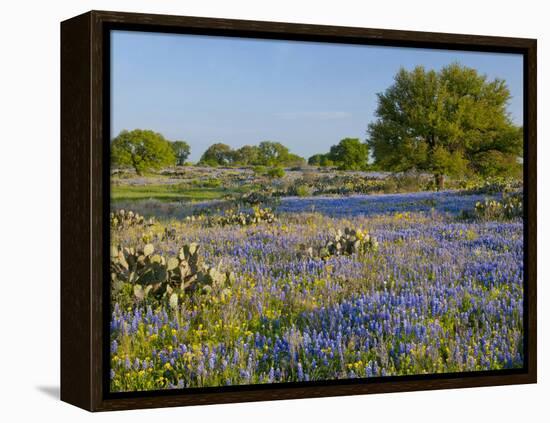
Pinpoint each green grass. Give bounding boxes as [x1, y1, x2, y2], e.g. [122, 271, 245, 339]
[111, 184, 243, 202]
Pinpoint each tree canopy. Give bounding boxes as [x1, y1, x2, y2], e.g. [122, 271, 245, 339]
[199, 143, 234, 166]
[233, 145, 261, 165]
[257, 141, 290, 166]
[328, 138, 369, 170]
[171, 141, 191, 166]
[308, 154, 325, 166]
[283, 153, 306, 168]
[198, 141, 304, 167]
[111, 129, 176, 175]
[367, 63, 522, 187]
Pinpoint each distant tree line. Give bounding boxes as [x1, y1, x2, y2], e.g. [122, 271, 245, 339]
[111, 63, 522, 187]
[199, 141, 305, 167]
[111, 132, 306, 173]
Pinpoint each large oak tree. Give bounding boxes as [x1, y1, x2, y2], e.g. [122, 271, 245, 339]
[367, 64, 522, 188]
[111, 129, 176, 175]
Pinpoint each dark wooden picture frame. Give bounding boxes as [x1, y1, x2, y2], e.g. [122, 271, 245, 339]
[61, 10, 536, 411]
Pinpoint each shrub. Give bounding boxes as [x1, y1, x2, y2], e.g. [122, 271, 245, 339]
[267, 167, 285, 179]
[294, 185, 312, 197]
[253, 165, 267, 176]
[381, 178, 398, 194]
[382, 173, 428, 194]
[197, 177, 222, 188]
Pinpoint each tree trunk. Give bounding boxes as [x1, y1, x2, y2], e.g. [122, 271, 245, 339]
[435, 174, 445, 190]
[131, 154, 141, 176]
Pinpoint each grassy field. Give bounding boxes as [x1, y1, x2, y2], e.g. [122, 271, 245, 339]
[111, 184, 248, 202]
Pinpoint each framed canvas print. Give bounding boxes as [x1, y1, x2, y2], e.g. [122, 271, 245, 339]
[60, 10, 536, 411]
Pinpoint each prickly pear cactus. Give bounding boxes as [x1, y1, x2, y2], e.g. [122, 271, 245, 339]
[299, 227, 379, 260]
[209, 206, 276, 227]
[110, 209, 155, 230]
[474, 192, 522, 220]
[237, 190, 279, 207]
[110, 241, 235, 307]
[162, 226, 177, 241]
[325, 227, 379, 257]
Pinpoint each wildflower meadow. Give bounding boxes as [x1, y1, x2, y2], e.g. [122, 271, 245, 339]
[109, 183, 523, 392]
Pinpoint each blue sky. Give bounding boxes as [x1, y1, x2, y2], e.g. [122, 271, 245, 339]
[111, 31, 523, 162]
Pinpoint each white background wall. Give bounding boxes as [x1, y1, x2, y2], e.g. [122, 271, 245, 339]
[0, 0, 546, 420]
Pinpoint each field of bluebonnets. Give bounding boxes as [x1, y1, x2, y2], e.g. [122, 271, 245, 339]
[109, 169, 524, 392]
